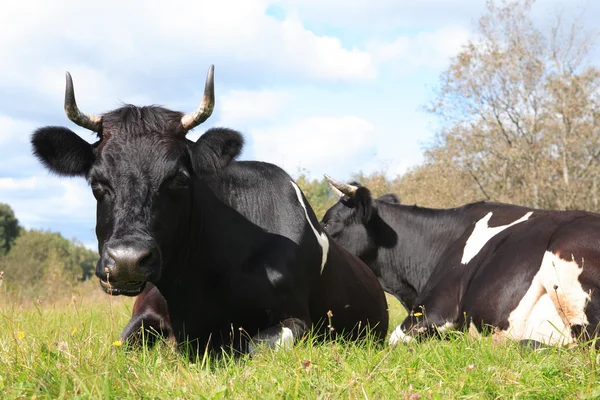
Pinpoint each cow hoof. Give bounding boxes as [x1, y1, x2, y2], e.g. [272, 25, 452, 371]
[389, 325, 414, 346]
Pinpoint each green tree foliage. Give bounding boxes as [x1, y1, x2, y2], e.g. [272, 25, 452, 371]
[0, 203, 21, 256]
[295, 174, 341, 220]
[0, 229, 98, 299]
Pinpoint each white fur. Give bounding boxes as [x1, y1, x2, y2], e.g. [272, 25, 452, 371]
[500, 251, 590, 345]
[389, 321, 457, 346]
[275, 327, 294, 351]
[461, 211, 533, 264]
[435, 321, 457, 334]
[291, 181, 329, 274]
[389, 325, 414, 345]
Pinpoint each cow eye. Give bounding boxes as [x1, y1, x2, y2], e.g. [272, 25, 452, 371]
[168, 170, 190, 189]
[91, 182, 110, 201]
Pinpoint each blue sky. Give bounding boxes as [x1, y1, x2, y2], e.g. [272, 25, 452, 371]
[0, 0, 597, 249]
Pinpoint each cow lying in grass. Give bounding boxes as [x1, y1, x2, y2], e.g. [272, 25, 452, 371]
[321, 176, 600, 348]
[30, 67, 389, 356]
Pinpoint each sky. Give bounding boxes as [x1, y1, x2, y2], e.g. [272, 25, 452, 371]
[0, 0, 597, 249]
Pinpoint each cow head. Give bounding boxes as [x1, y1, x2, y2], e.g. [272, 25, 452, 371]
[321, 175, 399, 260]
[31, 66, 243, 296]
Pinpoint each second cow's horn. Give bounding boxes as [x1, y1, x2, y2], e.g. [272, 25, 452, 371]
[324, 174, 358, 197]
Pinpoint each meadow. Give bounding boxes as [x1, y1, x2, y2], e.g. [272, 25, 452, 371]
[1, 282, 598, 399]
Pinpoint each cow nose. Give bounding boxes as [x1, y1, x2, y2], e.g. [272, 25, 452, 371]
[103, 245, 157, 282]
[107, 246, 152, 270]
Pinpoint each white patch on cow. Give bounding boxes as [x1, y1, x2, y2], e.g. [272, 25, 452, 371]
[461, 211, 533, 265]
[389, 325, 414, 345]
[435, 321, 457, 334]
[500, 251, 591, 345]
[265, 266, 284, 286]
[291, 181, 329, 274]
[275, 327, 294, 351]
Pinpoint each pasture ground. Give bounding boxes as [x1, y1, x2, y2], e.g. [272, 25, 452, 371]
[1, 283, 599, 399]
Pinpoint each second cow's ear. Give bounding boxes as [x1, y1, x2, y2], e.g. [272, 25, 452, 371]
[31, 126, 96, 177]
[192, 128, 244, 173]
[353, 187, 374, 224]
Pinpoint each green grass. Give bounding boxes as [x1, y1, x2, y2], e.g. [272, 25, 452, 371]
[1, 291, 599, 399]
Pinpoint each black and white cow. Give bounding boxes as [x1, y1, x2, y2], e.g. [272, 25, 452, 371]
[30, 67, 389, 356]
[321, 176, 600, 347]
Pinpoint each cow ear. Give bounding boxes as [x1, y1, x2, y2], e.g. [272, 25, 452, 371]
[353, 186, 374, 224]
[31, 126, 95, 177]
[192, 128, 244, 172]
[378, 193, 401, 204]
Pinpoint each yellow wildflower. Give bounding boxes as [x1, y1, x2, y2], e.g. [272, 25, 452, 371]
[112, 340, 122, 347]
[413, 312, 423, 317]
[17, 331, 24, 340]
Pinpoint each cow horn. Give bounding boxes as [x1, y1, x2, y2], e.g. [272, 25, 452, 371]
[64, 72, 102, 132]
[324, 174, 358, 197]
[181, 65, 215, 131]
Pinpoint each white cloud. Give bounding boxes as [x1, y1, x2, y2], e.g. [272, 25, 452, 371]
[0, 176, 95, 227]
[273, 14, 375, 81]
[0, 0, 376, 96]
[0, 116, 34, 146]
[0, 177, 39, 190]
[369, 26, 471, 72]
[250, 116, 377, 179]
[219, 89, 293, 126]
[270, 0, 486, 29]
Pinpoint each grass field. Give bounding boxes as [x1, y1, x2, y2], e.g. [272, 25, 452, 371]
[1, 286, 599, 399]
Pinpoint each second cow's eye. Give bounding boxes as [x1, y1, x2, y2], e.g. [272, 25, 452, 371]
[168, 170, 190, 189]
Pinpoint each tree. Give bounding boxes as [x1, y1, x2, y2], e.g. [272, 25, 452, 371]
[295, 174, 339, 220]
[0, 229, 98, 298]
[426, 0, 600, 210]
[0, 203, 21, 256]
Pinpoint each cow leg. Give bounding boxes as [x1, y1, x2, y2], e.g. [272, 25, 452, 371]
[120, 311, 176, 348]
[247, 317, 309, 355]
[573, 289, 600, 348]
[119, 283, 175, 348]
[389, 310, 455, 345]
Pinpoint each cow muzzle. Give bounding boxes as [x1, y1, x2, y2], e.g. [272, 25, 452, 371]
[97, 241, 161, 296]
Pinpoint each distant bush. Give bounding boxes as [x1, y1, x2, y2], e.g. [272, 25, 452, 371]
[0, 203, 21, 256]
[0, 228, 98, 300]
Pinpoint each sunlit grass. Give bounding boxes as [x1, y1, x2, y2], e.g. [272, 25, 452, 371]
[1, 289, 599, 399]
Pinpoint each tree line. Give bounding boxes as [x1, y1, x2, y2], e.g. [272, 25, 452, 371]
[0, 203, 97, 299]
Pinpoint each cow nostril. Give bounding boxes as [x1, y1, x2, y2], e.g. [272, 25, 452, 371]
[138, 251, 154, 268]
[105, 246, 155, 269]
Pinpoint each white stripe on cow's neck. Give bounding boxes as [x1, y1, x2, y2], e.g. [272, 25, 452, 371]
[461, 211, 533, 265]
[290, 181, 329, 274]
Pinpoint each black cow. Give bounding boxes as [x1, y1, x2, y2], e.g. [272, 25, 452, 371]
[30, 67, 388, 356]
[321, 176, 600, 347]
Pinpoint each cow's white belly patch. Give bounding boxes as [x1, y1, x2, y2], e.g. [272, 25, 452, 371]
[500, 251, 590, 345]
[461, 211, 533, 264]
[291, 181, 329, 274]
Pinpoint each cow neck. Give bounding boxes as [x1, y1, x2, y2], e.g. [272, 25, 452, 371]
[373, 202, 474, 311]
[161, 177, 267, 292]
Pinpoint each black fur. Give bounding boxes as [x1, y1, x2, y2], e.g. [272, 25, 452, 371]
[31, 103, 388, 357]
[322, 183, 600, 347]
[193, 128, 244, 172]
[31, 126, 96, 176]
